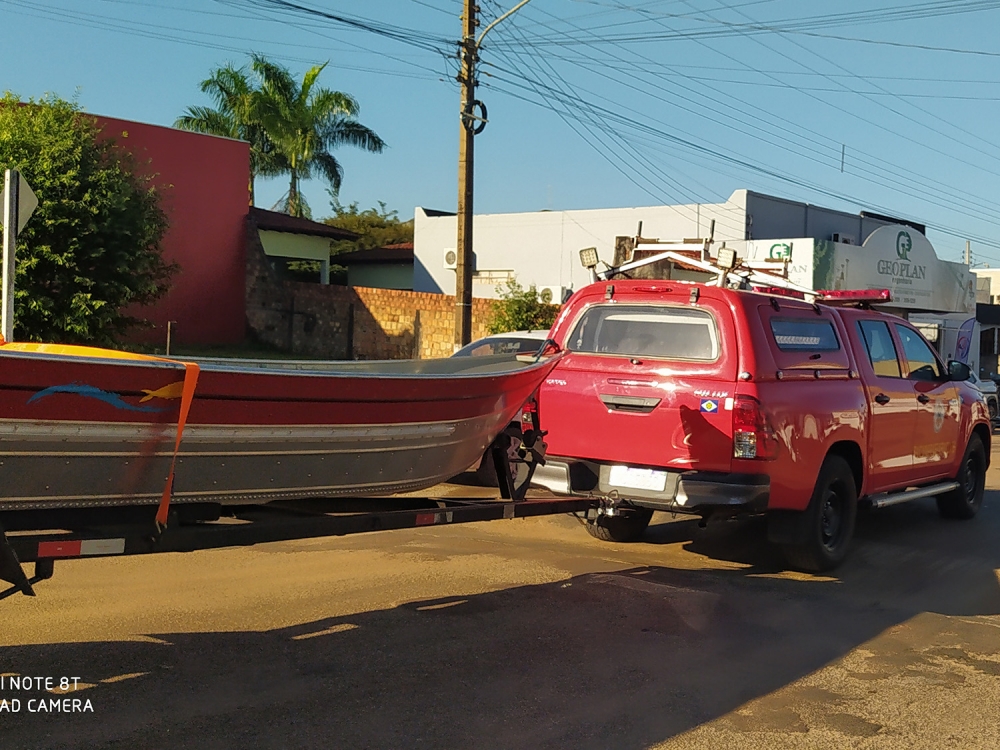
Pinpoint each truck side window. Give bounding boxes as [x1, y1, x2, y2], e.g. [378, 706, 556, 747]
[895, 324, 944, 381]
[857, 320, 901, 378]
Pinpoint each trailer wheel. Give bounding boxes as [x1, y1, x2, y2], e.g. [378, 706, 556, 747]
[781, 455, 857, 573]
[585, 508, 653, 543]
[937, 434, 986, 520]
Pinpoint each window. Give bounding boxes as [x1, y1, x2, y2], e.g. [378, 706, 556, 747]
[566, 304, 719, 361]
[895, 324, 944, 381]
[770, 318, 840, 351]
[858, 320, 901, 378]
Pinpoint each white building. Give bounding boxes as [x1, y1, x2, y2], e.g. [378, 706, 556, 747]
[414, 189, 905, 300]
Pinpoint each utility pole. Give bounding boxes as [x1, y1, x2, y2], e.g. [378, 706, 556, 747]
[454, 0, 478, 350]
[453, 0, 532, 350]
[965, 240, 971, 266]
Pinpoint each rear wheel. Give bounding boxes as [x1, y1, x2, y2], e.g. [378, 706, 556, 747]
[585, 508, 653, 543]
[781, 455, 857, 573]
[937, 435, 986, 520]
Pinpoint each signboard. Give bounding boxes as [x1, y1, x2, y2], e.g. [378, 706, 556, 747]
[821, 225, 975, 313]
[740, 226, 974, 314]
[955, 316, 976, 363]
[0, 173, 38, 233]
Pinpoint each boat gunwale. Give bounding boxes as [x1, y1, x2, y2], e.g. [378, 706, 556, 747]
[0, 348, 559, 380]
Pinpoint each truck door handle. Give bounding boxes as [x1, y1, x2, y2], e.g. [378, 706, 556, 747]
[599, 394, 661, 413]
[874, 393, 890, 405]
[917, 393, 930, 404]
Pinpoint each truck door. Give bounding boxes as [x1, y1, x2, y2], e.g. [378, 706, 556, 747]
[893, 323, 962, 482]
[855, 318, 916, 492]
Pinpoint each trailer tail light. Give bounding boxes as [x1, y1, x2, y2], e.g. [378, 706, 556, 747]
[733, 395, 778, 460]
[521, 398, 539, 432]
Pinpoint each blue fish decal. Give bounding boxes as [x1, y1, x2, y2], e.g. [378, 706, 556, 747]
[28, 382, 167, 413]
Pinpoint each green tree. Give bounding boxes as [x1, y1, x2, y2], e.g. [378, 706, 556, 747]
[0, 93, 174, 344]
[486, 278, 559, 335]
[326, 199, 413, 255]
[174, 63, 278, 205]
[251, 54, 385, 218]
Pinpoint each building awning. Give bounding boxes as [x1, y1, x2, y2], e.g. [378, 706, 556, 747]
[249, 207, 359, 240]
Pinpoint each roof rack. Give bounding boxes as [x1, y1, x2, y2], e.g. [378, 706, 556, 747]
[581, 233, 818, 300]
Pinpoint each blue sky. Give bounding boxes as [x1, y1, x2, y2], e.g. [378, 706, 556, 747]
[4, 1, 1000, 264]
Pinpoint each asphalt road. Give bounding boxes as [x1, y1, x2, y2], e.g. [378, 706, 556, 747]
[2, 454, 1000, 749]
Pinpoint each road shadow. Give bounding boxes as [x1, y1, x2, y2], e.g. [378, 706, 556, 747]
[2, 495, 999, 749]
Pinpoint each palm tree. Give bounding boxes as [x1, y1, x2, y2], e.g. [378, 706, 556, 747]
[174, 63, 278, 205]
[249, 54, 386, 218]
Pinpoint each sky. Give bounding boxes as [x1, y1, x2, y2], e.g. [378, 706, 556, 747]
[4, 1, 1000, 264]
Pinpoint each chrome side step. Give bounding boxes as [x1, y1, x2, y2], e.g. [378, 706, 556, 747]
[868, 481, 959, 510]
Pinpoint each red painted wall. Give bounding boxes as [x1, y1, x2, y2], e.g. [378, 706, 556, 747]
[95, 116, 250, 346]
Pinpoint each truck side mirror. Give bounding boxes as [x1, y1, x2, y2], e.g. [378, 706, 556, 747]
[948, 360, 971, 382]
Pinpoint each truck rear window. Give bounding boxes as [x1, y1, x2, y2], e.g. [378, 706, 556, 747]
[769, 318, 840, 351]
[565, 305, 719, 360]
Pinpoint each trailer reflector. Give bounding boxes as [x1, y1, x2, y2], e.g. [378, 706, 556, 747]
[415, 512, 454, 526]
[80, 539, 126, 556]
[37, 538, 125, 558]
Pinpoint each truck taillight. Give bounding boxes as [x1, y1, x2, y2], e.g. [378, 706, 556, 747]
[733, 395, 777, 460]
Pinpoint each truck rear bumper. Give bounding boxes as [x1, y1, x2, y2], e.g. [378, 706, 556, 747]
[532, 458, 769, 514]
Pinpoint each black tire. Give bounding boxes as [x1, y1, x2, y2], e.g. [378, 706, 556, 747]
[585, 508, 653, 543]
[474, 445, 529, 490]
[937, 434, 986, 520]
[781, 455, 858, 573]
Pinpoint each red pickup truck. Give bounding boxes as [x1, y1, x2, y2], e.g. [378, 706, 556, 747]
[532, 280, 991, 571]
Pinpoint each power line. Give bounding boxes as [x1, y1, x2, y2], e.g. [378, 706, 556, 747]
[495, 1, 1000, 225]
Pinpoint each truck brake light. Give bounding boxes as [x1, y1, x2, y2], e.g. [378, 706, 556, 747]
[733, 395, 778, 460]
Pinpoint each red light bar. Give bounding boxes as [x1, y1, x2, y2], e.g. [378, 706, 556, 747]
[816, 289, 892, 303]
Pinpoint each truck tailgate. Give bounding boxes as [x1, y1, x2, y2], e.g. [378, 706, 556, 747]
[541, 300, 739, 473]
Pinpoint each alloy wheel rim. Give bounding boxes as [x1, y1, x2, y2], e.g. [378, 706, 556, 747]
[821, 487, 842, 548]
[964, 455, 979, 503]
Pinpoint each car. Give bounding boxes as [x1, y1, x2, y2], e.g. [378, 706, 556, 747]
[969, 371, 999, 420]
[452, 330, 552, 484]
[451, 330, 550, 358]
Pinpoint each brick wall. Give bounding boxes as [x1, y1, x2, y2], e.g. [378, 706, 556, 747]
[246, 217, 492, 359]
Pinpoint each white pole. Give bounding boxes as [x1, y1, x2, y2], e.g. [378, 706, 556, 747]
[2, 169, 19, 343]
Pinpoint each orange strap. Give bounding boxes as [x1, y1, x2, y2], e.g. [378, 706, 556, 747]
[0, 341, 201, 529]
[156, 361, 200, 528]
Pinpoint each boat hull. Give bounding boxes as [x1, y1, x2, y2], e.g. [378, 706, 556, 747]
[0, 348, 559, 510]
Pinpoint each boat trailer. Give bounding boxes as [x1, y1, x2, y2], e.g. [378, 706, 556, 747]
[0, 428, 596, 600]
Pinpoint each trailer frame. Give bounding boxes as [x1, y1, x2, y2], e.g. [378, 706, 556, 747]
[0, 423, 597, 600]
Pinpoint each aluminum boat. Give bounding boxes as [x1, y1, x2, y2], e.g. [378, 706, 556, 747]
[0, 343, 560, 512]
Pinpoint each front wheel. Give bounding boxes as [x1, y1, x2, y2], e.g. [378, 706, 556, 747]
[781, 455, 858, 573]
[585, 508, 653, 543]
[937, 434, 986, 520]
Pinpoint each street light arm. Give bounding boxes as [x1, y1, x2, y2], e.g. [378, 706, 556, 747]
[477, 0, 532, 45]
